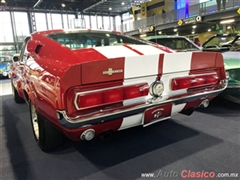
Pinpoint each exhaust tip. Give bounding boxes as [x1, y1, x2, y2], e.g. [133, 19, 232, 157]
[200, 99, 209, 108]
[99, 131, 113, 141]
[80, 129, 95, 141]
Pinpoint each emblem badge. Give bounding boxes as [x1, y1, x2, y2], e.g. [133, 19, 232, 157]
[102, 68, 123, 76]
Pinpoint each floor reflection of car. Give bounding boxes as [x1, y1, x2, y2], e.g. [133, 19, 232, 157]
[202, 33, 240, 103]
[142, 35, 202, 52]
[0, 56, 12, 78]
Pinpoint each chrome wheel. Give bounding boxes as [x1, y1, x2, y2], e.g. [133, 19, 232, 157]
[30, 103, 39, 139]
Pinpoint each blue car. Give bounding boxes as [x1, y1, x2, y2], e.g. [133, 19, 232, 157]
[0, 56, 12, 78]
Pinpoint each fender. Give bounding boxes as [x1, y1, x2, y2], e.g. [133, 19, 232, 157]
[16, 79, 25, 98]
[24, 83, 35, 105]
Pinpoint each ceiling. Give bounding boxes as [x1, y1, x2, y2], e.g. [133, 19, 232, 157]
[1, 0, 150, 16]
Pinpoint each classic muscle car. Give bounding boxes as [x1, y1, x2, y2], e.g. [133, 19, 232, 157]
[202, 33, 240, 103]
[10, 29, 227, 151]
[0, 56, 12, 78]
[142, 35, 201, 52]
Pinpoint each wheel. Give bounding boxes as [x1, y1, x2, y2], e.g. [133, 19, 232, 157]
[12, 82, 25, 103]
[29, 101, 63, 151]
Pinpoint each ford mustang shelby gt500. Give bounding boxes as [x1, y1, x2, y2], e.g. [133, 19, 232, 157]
[10, 29, 227, 151]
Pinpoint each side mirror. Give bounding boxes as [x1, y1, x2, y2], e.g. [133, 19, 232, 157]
[13, 54, 20, 62]
[27, 39, 43, 54]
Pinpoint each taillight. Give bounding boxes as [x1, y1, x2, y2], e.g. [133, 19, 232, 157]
[103, 88, 124, 103]
[171, 73, 219, 91]
[78, 92, 102, 108]
[75, 83, 149, 110]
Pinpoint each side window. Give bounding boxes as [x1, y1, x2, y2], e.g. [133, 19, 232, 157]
[19, 37, 31, 63]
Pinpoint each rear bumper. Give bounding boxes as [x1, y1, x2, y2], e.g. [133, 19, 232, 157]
[57, 83, 227, 129]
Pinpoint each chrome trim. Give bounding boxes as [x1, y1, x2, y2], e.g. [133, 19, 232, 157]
[226, 85, 240, 89]
[58, 81, 227, 129]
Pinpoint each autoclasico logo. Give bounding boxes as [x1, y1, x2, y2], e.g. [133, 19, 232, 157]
[181, 170, 215, 178]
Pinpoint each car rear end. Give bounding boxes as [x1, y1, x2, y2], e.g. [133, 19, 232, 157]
[57, 45, 227, 141]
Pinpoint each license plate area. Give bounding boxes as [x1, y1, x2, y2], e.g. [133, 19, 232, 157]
[143, 104, 172, 127]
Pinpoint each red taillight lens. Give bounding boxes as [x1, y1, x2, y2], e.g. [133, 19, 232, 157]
[172, 77, 192, 90]
[76, 83, 149, 110]
[103, 88, 124, 103]
[77, 92, 102, 108]
[206, 74, 219, 84]
[124, 84, 149, 99]
[171, 73, 219, 91]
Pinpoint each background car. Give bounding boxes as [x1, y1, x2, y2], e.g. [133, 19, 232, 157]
[142, 35, 202, 52]
[202, 33, 240, 103]
[0, 56, 12, 78]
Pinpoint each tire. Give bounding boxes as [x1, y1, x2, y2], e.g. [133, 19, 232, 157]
[29, 101, 63, 151]
[12, 82, 25, 103]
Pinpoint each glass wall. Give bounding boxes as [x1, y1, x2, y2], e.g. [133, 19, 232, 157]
[90, 15, 97, 29]
[14, 12, 30, 42]
[51, 14, 63, 29]
[35, 13, 48, 31]
[0, 12, 13, 42]
[0, 10, 116, 55]
[97, 15, 102, 29]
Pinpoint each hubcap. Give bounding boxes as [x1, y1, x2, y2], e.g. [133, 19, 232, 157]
[31, 103, 39, 139]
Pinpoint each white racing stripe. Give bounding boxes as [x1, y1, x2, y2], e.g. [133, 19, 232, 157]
[118, 103, 186, 130]
[119, 114, 143, 130]
[127, 45, 168, 55]
[94, 46, 193, 130]
[119, 52, 193, 130]
[124, 54, 159, 79]
[93, 46, 140, 58]
[163, 52, 192, 73]
[171, 103, 186, 115]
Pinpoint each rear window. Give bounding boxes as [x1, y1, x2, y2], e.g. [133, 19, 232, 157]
[149, 38, 199, 51]
[48, 32, 148, 50]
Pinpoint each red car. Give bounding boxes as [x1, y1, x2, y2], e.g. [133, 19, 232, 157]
[10, 29, 227, 151]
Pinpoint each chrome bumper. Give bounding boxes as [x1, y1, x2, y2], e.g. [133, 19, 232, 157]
[57, 83, 227, 129]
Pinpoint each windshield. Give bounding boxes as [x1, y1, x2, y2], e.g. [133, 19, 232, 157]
[203, 35, 238, 47]
[48, 32, 148, 50]
[0, 56, 11, 63]
[148, 37, 200, 51]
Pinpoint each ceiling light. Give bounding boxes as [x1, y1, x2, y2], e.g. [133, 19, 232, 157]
[121, 2, 125, 5]
[192, 31, 195, 34]
[158, 31, 162, 34]
[1, 0, 6, 3]
[173, 28, 177, 32]
[109, 7, 112, 10]
[61, 3, 65, 7]
[227, 25, 231, 29]
[192, 25, 196, 29]
[208, 29, 211, 32]
[220, 19, 235, 24]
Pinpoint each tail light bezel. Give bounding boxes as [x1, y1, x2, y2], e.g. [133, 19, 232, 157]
[171, 72, 220, 91]
[74, 83, 149, 110]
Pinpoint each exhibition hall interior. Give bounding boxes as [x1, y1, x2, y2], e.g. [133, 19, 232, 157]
[1, 0, 240, 179]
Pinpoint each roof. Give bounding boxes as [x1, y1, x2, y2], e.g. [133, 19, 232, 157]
[143, 35, 188, 40]
[1, 0, 149, 16]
